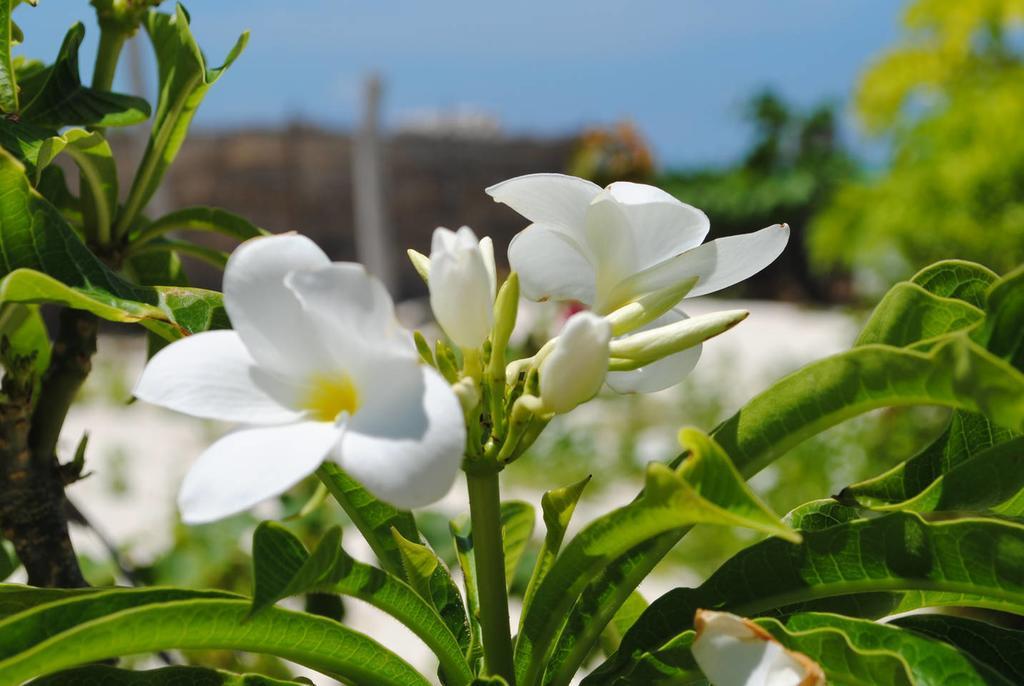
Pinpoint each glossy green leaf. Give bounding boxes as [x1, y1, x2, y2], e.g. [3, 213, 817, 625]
[116, 5, 247, 235]
[519, 475, 590, 627]
[131, 206, 269, 246]
[909, 259, 998, 309]
[448, 515, 481, 658]
[840, 411, 1018, 509]
[36, 129, 117, 243]
[0, 150, 227, 338]
[852, 436, 1024, 514]
[599, 592, 647, 657]
[18, 23, 150, 127]
[855, 282, 984, 348]
[591, 514, 1024, 684]
[515, 436, 799, 686]
[893, 614, 1024, 684]
[537, 430, 798, 686]
[0, 118, 54, 175]
[391, 528, 473, 660]
[29, 665, 309, 685]
[250, 523, 473, 686]
[711, 335, 1024, 481]
[0, 593, 429, 686]
[0, 0, 17, 113]
[315, 462, 419, 580]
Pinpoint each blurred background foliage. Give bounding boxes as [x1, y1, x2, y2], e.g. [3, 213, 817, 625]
[570, 0, 1024, 302]
[811, 0, 1024, 293]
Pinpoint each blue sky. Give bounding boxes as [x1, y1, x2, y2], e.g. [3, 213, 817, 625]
[16, 1, 902, 167]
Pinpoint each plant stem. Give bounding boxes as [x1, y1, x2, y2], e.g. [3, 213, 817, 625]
[466, 468, 515, 683]
[92, 25, 126, 92]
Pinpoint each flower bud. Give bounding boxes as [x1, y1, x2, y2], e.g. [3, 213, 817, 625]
[428, 227, 497, 349]
[691, 610, 824, 686]
[604, 276, 698, 336]
[609, 309, 748, 365]
[539, 312, 611, 414]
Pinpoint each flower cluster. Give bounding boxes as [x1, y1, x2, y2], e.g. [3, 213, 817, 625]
[136, 173, 787, 521]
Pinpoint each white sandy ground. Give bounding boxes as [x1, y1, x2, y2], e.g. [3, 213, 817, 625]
[15, 298, 858, 684]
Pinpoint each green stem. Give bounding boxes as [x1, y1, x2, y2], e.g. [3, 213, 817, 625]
[466, 469, 515, 683]
[91, 26, 126, 92]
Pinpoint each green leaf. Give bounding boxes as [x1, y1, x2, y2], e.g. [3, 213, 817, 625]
[449, 515, 481, 662]
[131, 206, 269, 246]
[619, 611, 1007, 686]
[979, 264, 1024, 370]
[0, 585, 102, 621]
[18, 23, 150, 127]
[855, 281, 984, 348]
[29, 665, 310, 685]
[853, 436, 1024, 514]
[0, 591, 430, 686]
[116, 5, 247, 235]
[534, 432, 798, 686]
[250, 523, 473, 686]
[910, 259, 998, 309]
[134, 237, 230, 270]
[591, 514, 1024, 684]
[391, 528, 473, 660]
[36, 128, 118, 243]
[710, 335, 1024, 481]
[0, 0, 17, 113]
[840, 410, 1018, 509]
[315, 463, 420, 580]
[599, 592, 647, 657]
[0, 150, 227, 338]
[0, 302, 49, 381]
[514, 443, 799, 686]
[499, 501, 535, 586]
[893, 614, 1024, 684]
[0, 118, 55, 175]
[519, 475, 590, 626]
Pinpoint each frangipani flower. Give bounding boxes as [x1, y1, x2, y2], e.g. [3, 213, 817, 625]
[487, 173, 789, 392]
[135, 234, 465, 523]
[428, 226, 497, 349]
[691, 610, 824, 686]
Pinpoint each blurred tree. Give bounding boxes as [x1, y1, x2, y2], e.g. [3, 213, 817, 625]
[810, 0, 1024, 292]
[658, 90, 855, 301]
[568, 120, 656, 187]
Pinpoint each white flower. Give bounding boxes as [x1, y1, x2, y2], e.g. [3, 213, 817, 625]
[428, 226, 497, 349]
[691, 610, 824, 686]
[539, 311, 611, 414]
[134, 234, 465, 523]
[487, 173, 788, 392]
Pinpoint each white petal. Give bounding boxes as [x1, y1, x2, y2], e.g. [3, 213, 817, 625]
[134, 330, 303, 423]
[284, 262, 417, 371]
[508, 224, 596, 305]
[178, 421, 342, 524]
[479, 235, 497, 303]
[336, 367, 464, 509]
[223, 234, 332, 377]
[606, 181, 710, 271]
[616, 224, 790, 302]
[606, 309, 701, 393]
[486, 173, 601, 241]
[691, 610, 824, 686]
[429, 226, 495, 348]
[584, 193, 639, 312]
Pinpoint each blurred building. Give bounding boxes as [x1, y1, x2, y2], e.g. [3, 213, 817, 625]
[114, 125, 576, 298]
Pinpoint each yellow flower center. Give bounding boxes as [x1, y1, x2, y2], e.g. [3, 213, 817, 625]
[303, 373, 360, 422]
